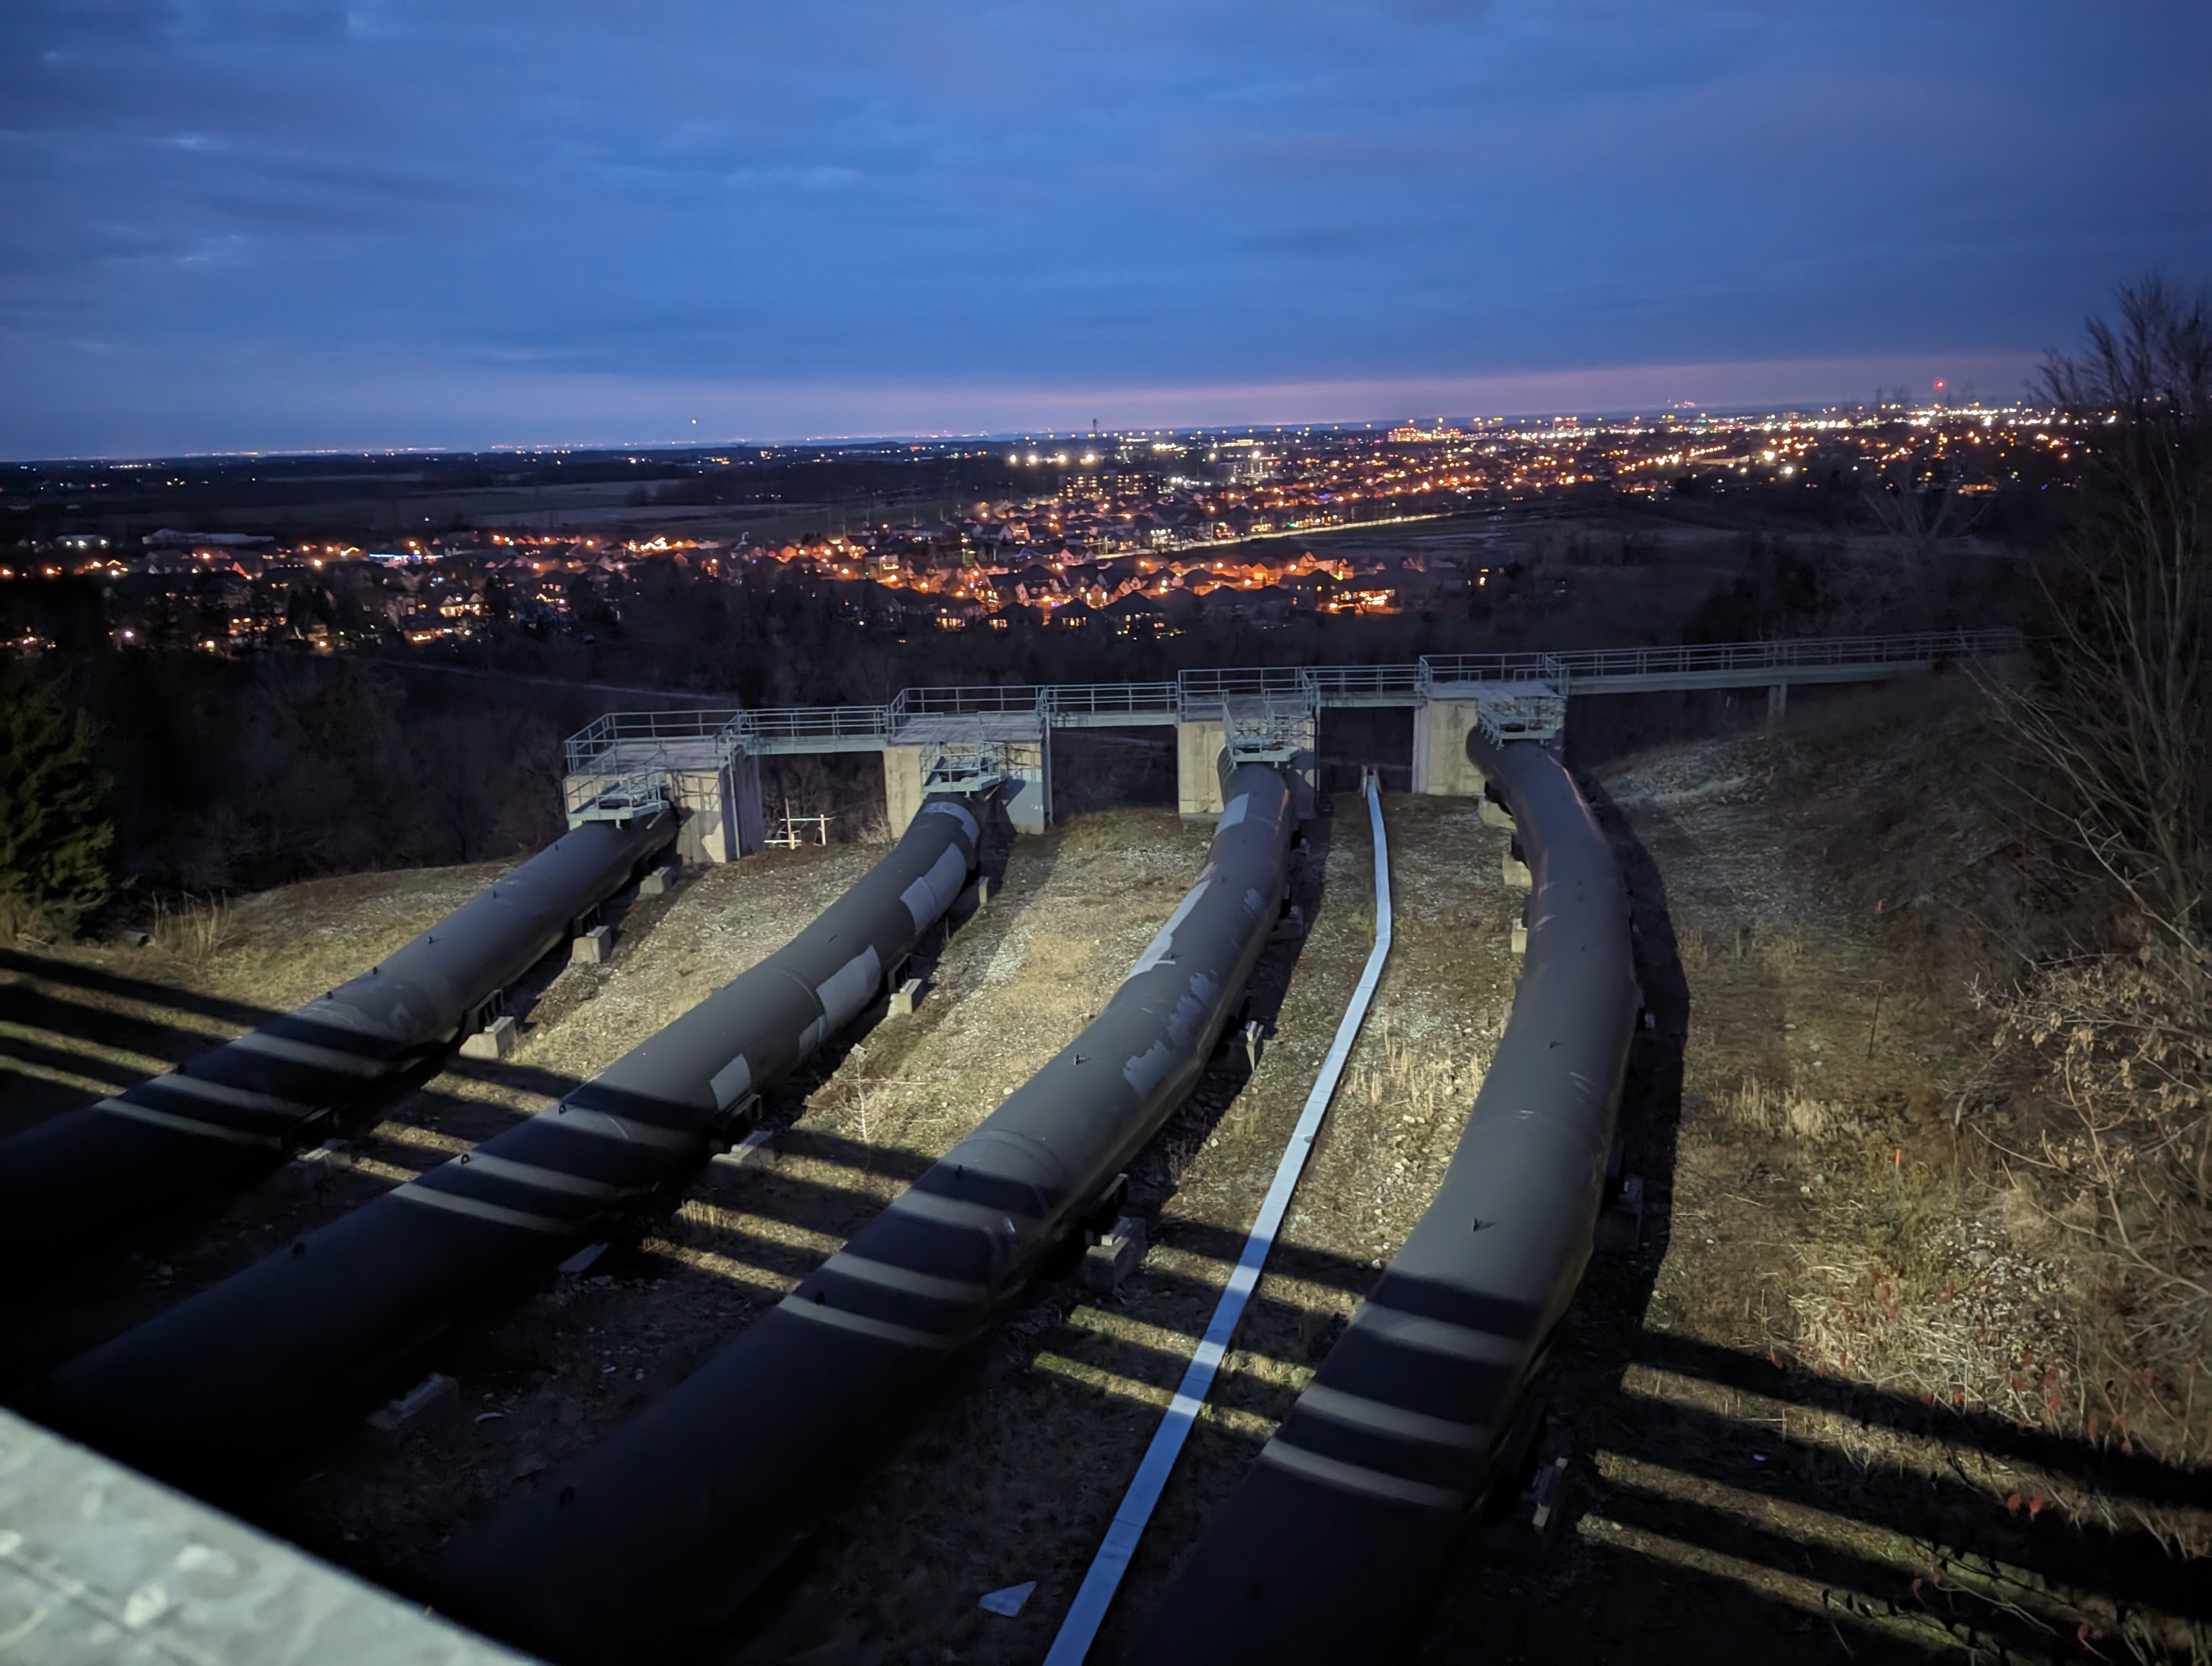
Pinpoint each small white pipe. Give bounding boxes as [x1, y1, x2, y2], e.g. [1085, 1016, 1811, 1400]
[1042, 771, 1394, 1665]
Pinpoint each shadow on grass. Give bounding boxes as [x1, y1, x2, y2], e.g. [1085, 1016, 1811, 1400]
[1404, 778, 2210, 1664]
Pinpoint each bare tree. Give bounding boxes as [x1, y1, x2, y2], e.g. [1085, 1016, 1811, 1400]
[1995, 276, 2211, 959]
[1979, 278, 2212, 1464]
[1861, 457, 1986, 625]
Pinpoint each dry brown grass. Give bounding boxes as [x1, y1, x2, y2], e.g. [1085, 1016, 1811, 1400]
[149, 893, 236, 970]
[1603, 688, 2210, 1660]
[1975, 945, 2212, 1470]
[697, 793, 1520, 1663]
[1346, 1017, 1462, 1120]
[1718, 1073, 1862, 1144]
[1679, 920, 1810, 978]
[1788, 1202, 2076, 1432]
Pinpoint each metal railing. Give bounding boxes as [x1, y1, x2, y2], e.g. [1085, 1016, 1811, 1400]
[764, 813, 833, 849]
[564, 709, 742, 773]
[1221, 695, 1315, 761]
[1045, 682, 1180, 722]
[1474, 688, 1567, 746]
[1179, 666, 1309, 700]
[920, 740, 1011, 795]
[1549, 628, 2019, 685]
[564, 768, 674, 824]
[1419, 652, 1562, 689]
[561, 629, 2024, 771]
[1178, 666, 1313, 723]
[735, 704, 892, 746]
[1306, 663, 1424, 704]
[888, 684, 1047, 723]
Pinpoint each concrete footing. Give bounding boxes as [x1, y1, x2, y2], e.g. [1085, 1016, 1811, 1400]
[1081, 1215, 1149, 1293]
[459, 1015, 517, 1060]
[368, 1372, 458, 1433]
[1596, 1175, 1645, 1253]
[710, 1127, 776, 1172]
[571, 925, 615, 964]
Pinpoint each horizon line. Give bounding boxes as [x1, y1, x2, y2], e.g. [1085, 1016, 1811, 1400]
[4, 349, 2043, 464]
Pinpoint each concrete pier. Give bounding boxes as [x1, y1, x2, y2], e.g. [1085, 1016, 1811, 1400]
[885, 714, 1051, 837]
[563, 636, 2020, 848]
[1175, 717, 1228, 819]
[563, 723, 762, 865]
[1410, 690, 1489, 797]
[728, 751, 766, 856]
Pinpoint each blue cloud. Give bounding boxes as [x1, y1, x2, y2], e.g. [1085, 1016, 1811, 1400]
[2, 0, 2208, 452]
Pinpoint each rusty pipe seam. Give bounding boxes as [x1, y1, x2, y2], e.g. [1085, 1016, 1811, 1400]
[0, 811, 678, 1249]
[29, 797, 983, 1490]
[423, 761, 1299, 1666]
[1121, 735, 1639, 1666]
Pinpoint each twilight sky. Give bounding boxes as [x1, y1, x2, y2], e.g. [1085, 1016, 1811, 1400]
[4, 2, 2208, 457]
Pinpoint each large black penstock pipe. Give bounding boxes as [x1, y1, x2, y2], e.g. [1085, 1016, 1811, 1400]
[29, 796, 983, 1489]
[426, 761, 1297, 1665]
[1121, 733, 1638, 1665]
[0, 812, 676, 1250]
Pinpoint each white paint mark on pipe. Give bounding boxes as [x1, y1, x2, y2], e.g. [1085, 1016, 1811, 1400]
[920, 799, 980, 843]
[902, 844, 971, 932]
[815, 947, 884, 1034]
[709, 1054, 753, 1112]
[1126, 879, 1211, 979]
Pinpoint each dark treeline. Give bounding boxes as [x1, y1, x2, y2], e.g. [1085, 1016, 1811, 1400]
[29, 651, 575, 901]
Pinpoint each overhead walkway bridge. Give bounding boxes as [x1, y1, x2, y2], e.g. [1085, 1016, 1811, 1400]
[562, 628, 2018, 858]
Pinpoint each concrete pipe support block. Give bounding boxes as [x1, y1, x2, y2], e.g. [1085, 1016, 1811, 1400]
[459, 1014, 518, 1061]
[571, 925, 615, 964]
[1081, 1216, 1149, 1295]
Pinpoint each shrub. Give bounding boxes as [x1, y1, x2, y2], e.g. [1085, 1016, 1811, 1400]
[0, 657, 114, 931]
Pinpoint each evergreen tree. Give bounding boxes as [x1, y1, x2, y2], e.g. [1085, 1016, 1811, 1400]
[0, 658, 115, 922]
